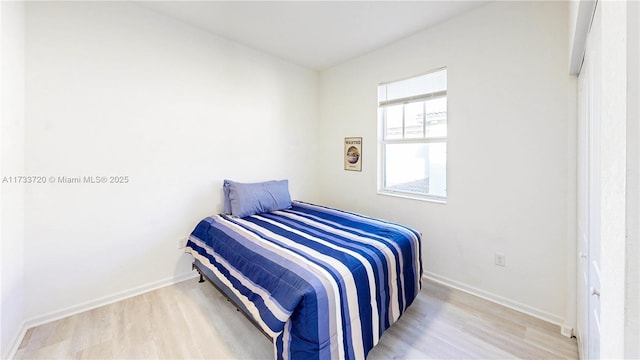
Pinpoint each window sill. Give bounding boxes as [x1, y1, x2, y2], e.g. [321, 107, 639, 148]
[377, 190, 447, 205]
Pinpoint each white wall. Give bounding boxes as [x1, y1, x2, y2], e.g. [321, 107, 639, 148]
[625, 1, 639, 356]
[319, 1, 573, 327]
[598, 1, 629, 357]
[624, 1, 640, 359]
[623, 0, 640, 357]
[23, 1, 318, 322]
[0, 0, 26, 357]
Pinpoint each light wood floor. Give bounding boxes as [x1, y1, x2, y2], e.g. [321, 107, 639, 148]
[15, 278, 578, 359]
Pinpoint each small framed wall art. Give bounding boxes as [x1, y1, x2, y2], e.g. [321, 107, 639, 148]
[344, 137, 362, 171]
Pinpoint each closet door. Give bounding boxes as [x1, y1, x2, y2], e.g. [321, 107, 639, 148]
[576, 50, 590, 359]
[577, 3, 602, 359]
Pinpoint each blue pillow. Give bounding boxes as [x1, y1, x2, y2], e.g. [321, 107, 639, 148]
[227, 180, 292, 218]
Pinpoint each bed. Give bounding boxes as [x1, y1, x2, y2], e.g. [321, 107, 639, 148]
[185, 181, 422, 360]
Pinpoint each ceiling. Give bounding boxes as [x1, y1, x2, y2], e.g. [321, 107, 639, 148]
[138, 1, 487, 71]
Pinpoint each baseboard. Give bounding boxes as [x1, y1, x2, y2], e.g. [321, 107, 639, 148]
[423, 272, 573, 337]
[4, 271, 198, 359]
[2, 323, 28, 360]
[561, 324, 574, 338]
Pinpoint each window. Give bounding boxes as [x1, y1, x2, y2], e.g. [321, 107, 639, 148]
[378, 68, 447, 201]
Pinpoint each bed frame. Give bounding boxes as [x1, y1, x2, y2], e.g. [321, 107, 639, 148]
[192, 261, 273, 341]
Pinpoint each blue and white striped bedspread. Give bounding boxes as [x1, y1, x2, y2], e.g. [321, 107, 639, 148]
[185, 201, 422, 360]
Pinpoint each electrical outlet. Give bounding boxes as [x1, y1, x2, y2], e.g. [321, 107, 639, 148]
[177, 237, 187, 249]
[495, 253, 506, 267]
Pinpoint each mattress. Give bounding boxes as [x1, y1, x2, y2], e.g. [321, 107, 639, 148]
[185, 201, 422, 360]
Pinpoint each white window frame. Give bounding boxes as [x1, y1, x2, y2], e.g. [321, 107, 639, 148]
[377, 68, 448, 204]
